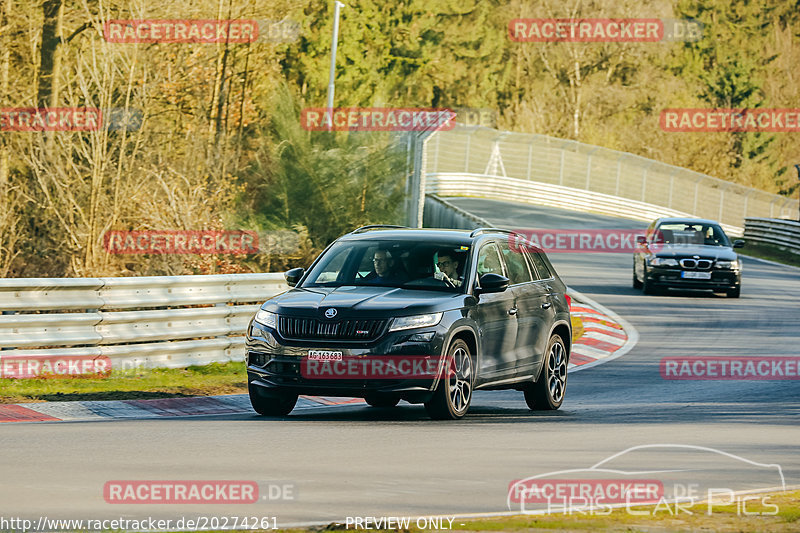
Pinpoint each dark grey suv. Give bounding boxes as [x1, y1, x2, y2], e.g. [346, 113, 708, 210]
[246, 226, 572, 419]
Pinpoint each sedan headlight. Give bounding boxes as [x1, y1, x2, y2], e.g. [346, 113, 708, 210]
[389, 312, 443, 332]
[648, 257, 679, 267]
[715, 259, 740, 269]
[254, 309, 277, 329]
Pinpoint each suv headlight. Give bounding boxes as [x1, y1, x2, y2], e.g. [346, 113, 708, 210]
[715, 259, 740, 269]
[389, 312, 443, 332]
[254, 309, 277, 329]
[649, 257, 678, 267]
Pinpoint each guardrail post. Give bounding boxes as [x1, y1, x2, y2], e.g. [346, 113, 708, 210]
[743, 190, 752, 224]
[719, 183, 729, 224]
[1, 310, 14, 350]
[526, 139, 534, 180]
[585, 147, 599, 191]
[641, 161, 654, 202]
[693, 176, 704, 216]
[464, 130, 472, 173]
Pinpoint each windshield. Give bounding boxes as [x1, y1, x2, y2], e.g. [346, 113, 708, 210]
[652, 223, 731, 247]
[302, 239, 472, 292]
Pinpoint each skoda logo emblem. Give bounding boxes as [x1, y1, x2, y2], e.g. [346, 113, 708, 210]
[324, 308, 337, 319]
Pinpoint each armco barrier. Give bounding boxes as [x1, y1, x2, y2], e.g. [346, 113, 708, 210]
[0, 274, 287, 370]
[423, 195, 491, 230]
[418, 125, 798, 233]
[425, 173, 744, 237]
[744, 218, 800, 254]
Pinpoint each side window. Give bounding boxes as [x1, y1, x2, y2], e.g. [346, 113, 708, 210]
[498, 239, 533, 285]
[477, 243, 504, 279]
[526, 251, 553, 281]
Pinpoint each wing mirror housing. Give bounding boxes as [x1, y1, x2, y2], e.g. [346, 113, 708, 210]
[475, 273, 509, 295]
[732, 239, 745, 248]
[285, 267, 305, 287]
[636, 235, 647, 245]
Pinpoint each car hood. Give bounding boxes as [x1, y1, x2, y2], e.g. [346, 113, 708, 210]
[652, 244, 737, 260]
[263, 286, 465, 318]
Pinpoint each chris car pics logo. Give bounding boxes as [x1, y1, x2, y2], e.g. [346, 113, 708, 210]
[508, 444, 784, 516]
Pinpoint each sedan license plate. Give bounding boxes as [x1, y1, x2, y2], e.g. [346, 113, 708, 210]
[681, 271, 711, 280]
[307, 350, 343, 361]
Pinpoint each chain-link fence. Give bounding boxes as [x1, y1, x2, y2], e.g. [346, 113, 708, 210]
[423, 125, 798, 230]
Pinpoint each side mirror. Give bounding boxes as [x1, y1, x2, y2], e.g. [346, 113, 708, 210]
[475, 273, 509, 295]
[732, 239, 745, 248]
[285, 267, 305, 287]
[636, 235, 647, 245]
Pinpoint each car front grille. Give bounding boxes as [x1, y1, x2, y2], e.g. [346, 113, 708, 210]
[278, 316, 388, 341]
[679, 258, 712, 270]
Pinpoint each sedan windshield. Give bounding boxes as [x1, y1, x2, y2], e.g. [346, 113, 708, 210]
[652, 223, 731, 247]
[302, 240, 472, 292]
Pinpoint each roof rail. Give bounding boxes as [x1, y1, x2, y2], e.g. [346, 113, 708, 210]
[350, 224, 408, 234]
[469, 227, 517, 238]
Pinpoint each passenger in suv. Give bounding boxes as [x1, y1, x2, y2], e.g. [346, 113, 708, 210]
[246, 226, 572, 420]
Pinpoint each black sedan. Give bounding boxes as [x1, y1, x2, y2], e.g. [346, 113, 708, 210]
[246, 226, 572, 419]
[633, 217, 744, 297]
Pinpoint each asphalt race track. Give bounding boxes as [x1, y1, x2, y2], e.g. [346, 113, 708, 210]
[1, 198, 798, 526]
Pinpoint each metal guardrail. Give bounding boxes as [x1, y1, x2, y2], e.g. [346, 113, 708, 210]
[423, 195, 491, 230]
[426, 173, 744, 237]
[744, 218, 800, 255]
[0, 274, 287, 369]
[422, 125, 798, 231]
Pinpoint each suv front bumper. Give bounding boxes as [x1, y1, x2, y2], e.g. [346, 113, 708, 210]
[245, 320, 450, 401]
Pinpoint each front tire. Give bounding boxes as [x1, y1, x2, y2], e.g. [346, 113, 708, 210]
[425, 339, 474, 420]
[525, 335, 568, 411]
[727, 286, 741, 298]
[642, 269, 659, 295]
[632, 268, 642, 289]
[248, 383, 297, 416]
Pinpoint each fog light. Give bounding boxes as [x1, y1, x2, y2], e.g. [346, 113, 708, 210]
[408, 332, 435, 342]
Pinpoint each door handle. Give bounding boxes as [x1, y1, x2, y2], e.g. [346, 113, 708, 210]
[541, 302, 552, 309]
[508, 307, 518, 315]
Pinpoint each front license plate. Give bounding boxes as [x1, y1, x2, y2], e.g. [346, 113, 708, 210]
[681, 271, 711, 279]
[307, 350, 343, 361]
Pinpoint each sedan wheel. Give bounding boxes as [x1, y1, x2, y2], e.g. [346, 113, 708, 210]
[632, 264, 642, 289]
[525, 335, 568, 411]
[425, 339, 473, 420]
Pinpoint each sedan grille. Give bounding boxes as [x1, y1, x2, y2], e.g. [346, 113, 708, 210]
[278, 316, 387, 341]
[679, 258, 712, 270]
